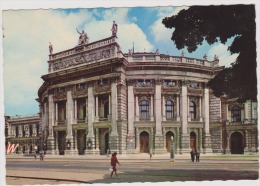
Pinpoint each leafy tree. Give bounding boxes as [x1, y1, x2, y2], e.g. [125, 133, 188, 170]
[162, 5, 256, 102]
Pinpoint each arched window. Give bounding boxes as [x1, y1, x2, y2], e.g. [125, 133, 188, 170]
[190, 101, 196, 119]
[166, 100, 174, 119]
[231, 106, 241, 122]
[140, 100, 149, 119]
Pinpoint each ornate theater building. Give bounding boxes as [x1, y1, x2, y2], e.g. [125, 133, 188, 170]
[30, 24, 257, 155]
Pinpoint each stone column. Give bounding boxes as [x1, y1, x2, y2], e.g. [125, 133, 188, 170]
[95, 96, 99, 122]
[176, 95, 180, 121]
[95, 128, 99, 150]
[7, 125, 11, 138]
[55, 103, 58, 125]
[203, 87, 212, 153]
[244, 130, 249, 153]
[55, 131, 59, 154]
[180, 82, 190, 153]
[18, 125, 23, 137]
[176, 127, 180, 154]
[65, 88, 76, 155]
[47, 94, 55, 154]
[187, 96, 191, 121]
[154, 79, 166, 154]
[162, 95, 166, 121]
[150, 95, 154, 121]
[199, 128, 203, 152]
[135, 95, 139, 121]
[108, 94, 111, 121]
[86, 83, 96, 154]
[110, 80, 119, 152]
[199, 97, 203, 122]
[32, 124, 37, 137]
[85, 98, 88, 123]
[150, 127, 154, 154]
[74, 99, 77, 123]
[74, 130, 78, 152]
[136, 128, 140, 151]
[127, 80, 135, 153]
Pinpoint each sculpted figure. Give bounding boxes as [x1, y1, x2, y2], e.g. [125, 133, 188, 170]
[49, 42, 53, 54]
[76, 28, 89, 45]
[111, 21, 118, 37]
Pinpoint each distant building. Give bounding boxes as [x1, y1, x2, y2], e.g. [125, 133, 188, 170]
[5, 114, 41, 154]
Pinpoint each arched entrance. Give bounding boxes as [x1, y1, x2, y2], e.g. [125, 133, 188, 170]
[140, 131, 149, 153]
[58, 131, 66, 155]
[77, 130, 86, 155]
[105, 132, 109, 154]
[166, 131, 174, 152]
[230, 132, 244, 154]
[190, 132, 196, 151]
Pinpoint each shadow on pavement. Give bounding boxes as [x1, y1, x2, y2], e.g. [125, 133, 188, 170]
[91, 169, 259, 183]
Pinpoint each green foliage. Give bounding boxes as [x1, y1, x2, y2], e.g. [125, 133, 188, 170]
[162, 5, 257, 102]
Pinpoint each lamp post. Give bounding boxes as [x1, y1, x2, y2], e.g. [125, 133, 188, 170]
[87, 139, 92, 149]
[67, 140, 71, 150]
[170, 136, 175, 162]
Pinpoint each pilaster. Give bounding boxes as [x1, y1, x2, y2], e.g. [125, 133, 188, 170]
[203, 87, 212, 153]
[180, 83, 190, 153]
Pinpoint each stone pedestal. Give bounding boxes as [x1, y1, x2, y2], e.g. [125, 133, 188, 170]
[109, 133, 119, 153]
[65, 149, 78, 155]
[154, 134, 167, 154]
[180, 133, 190, 154]
[203, 134, 213, 154]
[126, 136, 137, 154]
[46, 136, 56, 154]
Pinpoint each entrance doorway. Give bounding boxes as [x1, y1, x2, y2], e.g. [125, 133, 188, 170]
[230, 132, 244, 154]
[190, 132, 196, 151]
[105, 132, 109, 154]
[140, 131, 149, 153]
[58, 131, 66, 155]
[166, 131, 174, 152]
[77, 130, 86, 155]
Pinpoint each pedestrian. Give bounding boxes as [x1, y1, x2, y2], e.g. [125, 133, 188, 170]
[196, 151, 200, 162]
[190, 150, 195, 162]
[39, 150, 44, 161]
[110, 152, 120, 178]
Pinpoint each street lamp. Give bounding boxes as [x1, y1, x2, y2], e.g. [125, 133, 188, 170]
[67, 140, 71, 150]
[87, 139, 92, 149]
[170, 136, 175, 161]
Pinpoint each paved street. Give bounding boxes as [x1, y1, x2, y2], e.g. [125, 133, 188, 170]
[5, 154, 260, 185]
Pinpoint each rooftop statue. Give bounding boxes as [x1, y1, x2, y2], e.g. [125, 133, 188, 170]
[111, 21, 118, 38]
[49, 42, 53, 55]
[76, 28, 89, 45]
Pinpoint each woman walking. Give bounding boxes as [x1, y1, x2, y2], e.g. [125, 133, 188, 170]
[110, 152, 120, 178]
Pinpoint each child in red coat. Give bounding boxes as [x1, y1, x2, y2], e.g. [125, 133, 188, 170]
[110, 152, 120, 178]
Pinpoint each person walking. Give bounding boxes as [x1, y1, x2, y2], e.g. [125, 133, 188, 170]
[190, 150, 195, 162]
[196, 151, 200, 162]
[39, 150, 44, 161]
[110, 152, 120, 178]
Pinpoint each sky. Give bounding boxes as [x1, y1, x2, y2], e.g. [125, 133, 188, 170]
[0, 1, 255, 117]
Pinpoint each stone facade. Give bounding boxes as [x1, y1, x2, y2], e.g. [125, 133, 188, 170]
[5, 33, 258, 156]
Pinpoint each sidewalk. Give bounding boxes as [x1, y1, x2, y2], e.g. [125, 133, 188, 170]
[6, 153, 259, 161]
